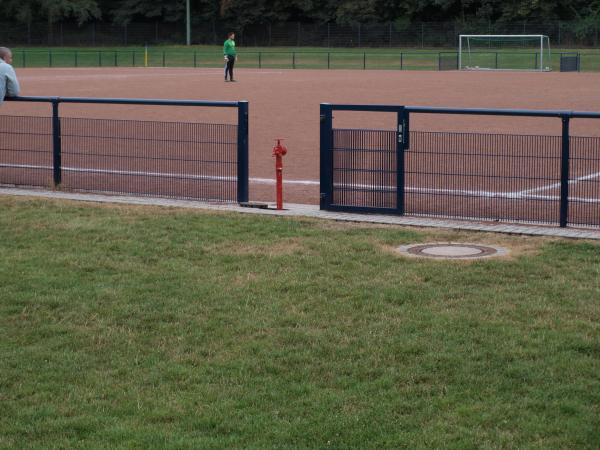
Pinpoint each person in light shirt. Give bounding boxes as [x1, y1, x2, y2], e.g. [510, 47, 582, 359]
[0, 47, 20, 105]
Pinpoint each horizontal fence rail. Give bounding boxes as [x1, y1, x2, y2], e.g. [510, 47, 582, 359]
[320, 103, 600, 228]
[9, 49, 600, 72]
[0, 96, 249, 204]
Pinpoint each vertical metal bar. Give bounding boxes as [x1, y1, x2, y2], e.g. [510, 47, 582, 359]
[559, 115, 571, 227]
[52, 100, 62, 187]
[320, 103, 333, 209]
[74, 51, 78, 67]
[133, 50, 135, 66]
[397, 108, 407, 215]
[193, 51, 197, 67]
[458, 35, 462, 70]
[98, 51, 101, 66]
[327, 52, 330, 69]
[293, 52, 296, 69]
[49, 49, 52, 67]
[162, 51, 165, 67]
[237, 101, 249, 203]
[114, 51, 118, 67]
[400, 52, 403, 70]
[363, 52, 366, 70]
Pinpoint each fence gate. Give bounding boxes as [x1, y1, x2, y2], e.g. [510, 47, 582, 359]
[320, 103, 600, 228]
[320, 104, 408, 214]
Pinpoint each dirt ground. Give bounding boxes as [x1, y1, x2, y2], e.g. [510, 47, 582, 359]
[3, 67, 600, 204]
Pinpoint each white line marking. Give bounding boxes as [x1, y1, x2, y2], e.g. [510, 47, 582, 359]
[517, 170, 600, 195]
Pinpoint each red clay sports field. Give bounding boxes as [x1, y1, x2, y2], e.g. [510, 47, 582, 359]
[3, 67, 600, 205]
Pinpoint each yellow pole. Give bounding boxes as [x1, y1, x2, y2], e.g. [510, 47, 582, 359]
[144, 45, 148, 67]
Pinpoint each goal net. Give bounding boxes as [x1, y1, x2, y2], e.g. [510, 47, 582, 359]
[459, 35, 551, 72]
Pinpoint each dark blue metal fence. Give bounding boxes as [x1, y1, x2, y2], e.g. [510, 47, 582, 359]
[0, 96, 249, 203]
[320, 104, 600, 228]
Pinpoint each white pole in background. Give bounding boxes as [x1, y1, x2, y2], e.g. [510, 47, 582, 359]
[540, 35, 543, 71]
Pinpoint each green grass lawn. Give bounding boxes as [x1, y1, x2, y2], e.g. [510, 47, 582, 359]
[9, 45, 600, 71]
[1, 196, 599, 449]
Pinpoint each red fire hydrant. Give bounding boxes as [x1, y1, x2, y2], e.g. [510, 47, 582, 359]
[272, 139, 288, 210]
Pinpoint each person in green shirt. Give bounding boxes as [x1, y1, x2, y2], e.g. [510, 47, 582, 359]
[223, 32, 237, 82]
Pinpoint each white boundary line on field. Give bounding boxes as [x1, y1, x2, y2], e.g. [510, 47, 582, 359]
[2, 163, 600, 204]
[516, 170, 600, 195]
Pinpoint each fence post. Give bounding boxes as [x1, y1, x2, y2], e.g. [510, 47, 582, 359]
[319, 103, 333, 209]
[259, 52, 262, 68]
[559, 115, 571, 227]
[193, 51, 197, 67]
[23, 51, 26, 68]
[293, 52, 296, 69]
[237, 101, 249, 204]
[74, 51, 78, 67]
[49, 50, 52, 68]
[397, 108, 408, 215]
[363, 52, 366, 69]
[327, 52, 330, 69]
[98, 51, 101, 67]
[162, 51, 165, 67]
[51, 100, 62, 187]
[114, 51, 118, 67]
[495, 52, 498, 69]
[132, 50, 135, 66]
[400, 52, 403, 70]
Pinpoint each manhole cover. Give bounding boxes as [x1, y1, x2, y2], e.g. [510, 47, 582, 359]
[397, 243, 508, 259]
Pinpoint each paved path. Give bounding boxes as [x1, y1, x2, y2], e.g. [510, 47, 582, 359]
[2, 187, 600, 240]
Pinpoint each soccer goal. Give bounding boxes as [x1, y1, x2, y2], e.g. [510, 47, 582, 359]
[459, 35, 551, 72]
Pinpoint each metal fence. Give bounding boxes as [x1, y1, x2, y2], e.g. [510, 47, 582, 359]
[320, 104, 600, 228]
[9, 49, 600, 72]
[1, 20, 600, 48]
[0, 96, 249, 203]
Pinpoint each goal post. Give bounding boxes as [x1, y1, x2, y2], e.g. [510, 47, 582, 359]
[459, 35, 551, 72]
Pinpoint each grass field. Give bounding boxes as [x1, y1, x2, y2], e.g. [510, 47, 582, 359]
[1, 196, 599, 448]
[9, 45, 600, 71]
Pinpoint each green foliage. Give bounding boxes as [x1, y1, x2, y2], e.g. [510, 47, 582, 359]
[0, 0, 598, 29]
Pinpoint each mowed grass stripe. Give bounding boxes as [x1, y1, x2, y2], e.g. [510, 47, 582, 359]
[0, 196, 599, 449]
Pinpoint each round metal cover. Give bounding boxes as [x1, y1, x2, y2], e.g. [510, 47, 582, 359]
[397, 243, 508, 259]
